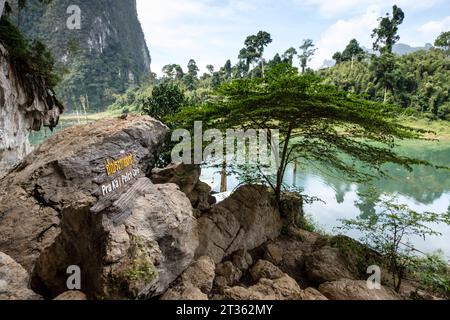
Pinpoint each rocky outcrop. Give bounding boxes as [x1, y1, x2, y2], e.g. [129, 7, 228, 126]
[0, 252, 42, 300]
[53, 291, 87, 300]
[161, 256, 215, 300]
[195, 185, 283, 263]
[151, 163, 216, 216]
[0, 116, 200, 300]
[19, 0, 152, 112]
[318, 279, 401, 300]
[0, 44, 63, 177]
[304, 246, 356, 284]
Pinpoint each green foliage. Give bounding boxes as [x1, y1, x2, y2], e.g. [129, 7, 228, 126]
[333, 39, 366, 64]
[171, 64, 435, 204]
[337, 195, 450, 292]
[322, 48, 450, 119]
[372, 5, 405, 54]
[434, 31, 450, 54]
[413, 251, 450, 296]
[142, 82, 185, 122]
[0, 15, 59, 87]
[298, 39, 316, 73]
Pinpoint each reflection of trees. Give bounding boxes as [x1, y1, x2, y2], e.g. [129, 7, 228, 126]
[287, 142, 450, 216]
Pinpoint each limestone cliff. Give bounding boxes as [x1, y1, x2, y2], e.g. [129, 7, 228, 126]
[16, 0, 151, 112]
[0, 44, 63, 178]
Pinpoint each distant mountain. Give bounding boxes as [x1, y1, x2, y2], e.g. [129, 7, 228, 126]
[392, 43, 433, 56]
[15, 0, 151, 112]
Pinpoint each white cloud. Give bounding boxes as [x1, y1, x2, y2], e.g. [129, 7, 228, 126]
[310, 7, 381, 68]
[298, 0, 444, 17]
[136, 0, 267, 75]
[418, 16, 450, 39]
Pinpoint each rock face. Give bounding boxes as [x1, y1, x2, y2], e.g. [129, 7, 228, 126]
[151, 163, 216, 217]
[196, 185, 283, 263]
[0, 44, 63, 177]
[318, 279, 401, 300]
[0, 116, 199, 299]
[18, 0, 152, 112]
[0, 252, 41, 300]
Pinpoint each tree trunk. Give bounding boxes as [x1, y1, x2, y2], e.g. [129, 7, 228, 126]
[384, 86, 388, 103]
[220, 161, 227, 193]
[275, 123, 293, 204]
[351, 55, 354, 69]
[293, 159, 297, 186]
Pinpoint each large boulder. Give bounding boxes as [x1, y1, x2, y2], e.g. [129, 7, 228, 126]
[151, 163, 216, 215]
[161, 256, 215, 300]
[304, 246, 356, 284]
[224, 275, 303, 300]
[318, 279, 401, 300]
[196, 185, 283, 263]
[0, 116, 200, 299]
[0, 252, 41, 300]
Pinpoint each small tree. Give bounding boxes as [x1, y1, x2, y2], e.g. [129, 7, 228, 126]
[298, 39, 317, 73]
[171, 64, 438, 206]
[142, 82, 185, 122]
[337, 196, 450, 292]
[434, 31, 450, 55]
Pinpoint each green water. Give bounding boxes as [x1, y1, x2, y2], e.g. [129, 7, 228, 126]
[31, 120, 450, 257]
[29, 118, 93, 146]
[202, 140, 450, 257]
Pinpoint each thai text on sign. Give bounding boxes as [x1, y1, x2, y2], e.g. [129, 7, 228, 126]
[105, 154, 134, 176]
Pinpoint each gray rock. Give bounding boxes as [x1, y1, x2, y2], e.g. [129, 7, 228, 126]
[318, 279, 402, 300]
[181, 256, 216, 294]
[0, 44, 63, 177]
[196, 185, 283, 263]
[304, 246, 355, 284]
[0, 252, 41, 300]
[215, 262, 243, 288]
[224, 275, 303, 300]
[264, 243, 284, 265]
[232, 250, 253, 271]
[151, 163, 201, 195]
[0, 117, 197, 300]
[250, 260, 285, 282]
[53, 291, 87, 300]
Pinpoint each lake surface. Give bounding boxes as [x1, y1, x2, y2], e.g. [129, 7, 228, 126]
[201, 141, 450, 259]
[30, 119, 450, 259]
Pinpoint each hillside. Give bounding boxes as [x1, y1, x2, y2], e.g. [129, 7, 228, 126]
[320, 49, 450, 120]
[15, 0, 151, 112]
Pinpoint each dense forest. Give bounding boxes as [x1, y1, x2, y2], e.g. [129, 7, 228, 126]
[110, 6, 450, 122]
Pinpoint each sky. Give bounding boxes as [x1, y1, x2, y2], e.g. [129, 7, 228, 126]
[136, 0, 450, 76]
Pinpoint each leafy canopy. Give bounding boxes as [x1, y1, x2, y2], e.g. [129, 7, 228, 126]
[171, 64, 436, 202]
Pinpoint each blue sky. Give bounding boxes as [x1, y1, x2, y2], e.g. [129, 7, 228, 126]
[136, 0, 450, 75]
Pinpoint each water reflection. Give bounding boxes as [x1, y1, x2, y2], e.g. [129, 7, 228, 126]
[202, 141, 450, 257]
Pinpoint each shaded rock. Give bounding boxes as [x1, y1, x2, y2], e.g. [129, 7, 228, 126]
[181, 256, 216, 294]
[151, 164, 216, 215]
[215, 262, 242, 288]
[304, 246, 356, 284]
[0, 252, 41, 300]
[151, 163, 200, 195]
[264, 243, 283, 265]
[188, 181, 216, 215]
[232, 250, 253, 272]
[161, 284, 208, 301]
[250, 260, 285, 282]
[196, 185, 283, 263]
[53, 291, 87, 300]
[298, 287, 328, 300]
[0, 44, 63, 177]
[224, 275, 302, 300]
[318, 279, 401, 300]
[0, 117, 201, 300]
